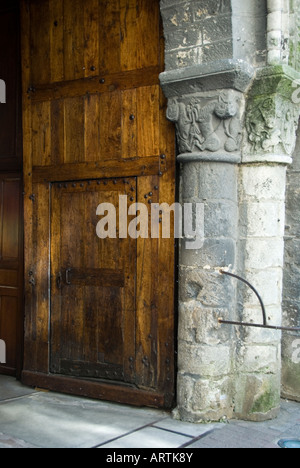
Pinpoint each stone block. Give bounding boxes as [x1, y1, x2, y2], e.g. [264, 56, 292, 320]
[180, 237, 236, 269]
[192, 0, 232, 21]
[239, 165, 287, 202]
[201, 200, 238, 239]
[238, 267, 283, 307]
[178, 300, 233, 345]
[236, 305, 283, 344]
[179, 267, 235, 308]
[202, 39, 233, 63]
[202, 15, 232, 46]
[196, 162, 238, 202]
[178, 341, 232, 377]
[165, 47, 200, 70]
[239, 201, 285, 238]
[237, 344, 280, 374]
[281, 334, 300, 401]
[234, 373, 281, 421]
[176, 373, 234, 422]
[241, 238, 284, 269]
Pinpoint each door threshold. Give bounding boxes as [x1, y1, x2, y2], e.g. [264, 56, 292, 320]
[21, 371, 169, 409]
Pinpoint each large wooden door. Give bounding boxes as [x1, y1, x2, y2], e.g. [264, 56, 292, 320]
[0, 0, 23, 378]
[21, 0, 175, 408]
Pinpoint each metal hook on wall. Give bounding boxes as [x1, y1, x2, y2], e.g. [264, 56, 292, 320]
[218, 270, 300, 333]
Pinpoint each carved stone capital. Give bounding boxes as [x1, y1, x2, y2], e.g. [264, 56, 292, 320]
[166, 89, 244, 164]
[243, 66, 300, 164]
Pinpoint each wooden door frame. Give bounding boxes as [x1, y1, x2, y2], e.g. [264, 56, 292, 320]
[0, 0, 24, 379]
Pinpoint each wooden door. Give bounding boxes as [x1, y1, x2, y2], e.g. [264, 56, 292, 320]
[21, 0, 175, 408]
[0, 1, 23, 378]
[50, 179, 136, 384]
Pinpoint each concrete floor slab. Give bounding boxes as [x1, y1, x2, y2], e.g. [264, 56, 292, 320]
[0, 387, 168, 448]
[99, 426, 192, 449]
[0, 375, 37, 401]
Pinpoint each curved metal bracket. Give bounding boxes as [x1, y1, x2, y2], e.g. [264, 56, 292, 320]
[218, 270, 300, 333]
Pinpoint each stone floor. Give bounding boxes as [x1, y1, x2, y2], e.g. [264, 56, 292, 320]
[0, 375, 299, 448]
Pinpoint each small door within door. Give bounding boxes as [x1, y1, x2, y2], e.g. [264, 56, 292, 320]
[50, 178, 136, 384]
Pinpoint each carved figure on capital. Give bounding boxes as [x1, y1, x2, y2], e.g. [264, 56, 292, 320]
[167, 90, 243, 155]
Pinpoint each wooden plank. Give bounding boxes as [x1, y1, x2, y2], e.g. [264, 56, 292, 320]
[136, 0, 160, 69]
[29, 0, 50, 85]
[120, 0, 137, 72]
[99, 0, 121, 75]
[137, 86, 160, 157]
[63, 0, 85, 81]
[84, 94, 100, 162]
[51, 99, 65, 165]
[22, 371, 166, 408]
[32, 156, 164, 183]
[99, 91, 122, 160]
[49, 0, 64, 82]
[135, 176, 158, 389]
[29, 66, 160, 103]
[1, 179, 20, 261]
[64, 97, 85, 163]
[122, 89, 137, 159]
[83, 0, 100, 78]
[31, 101, 51, 166]
[0, 270, 18, 287]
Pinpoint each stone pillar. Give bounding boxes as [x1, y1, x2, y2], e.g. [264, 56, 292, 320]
[235, 67, 300, 420]
[160, 66, 252, 421]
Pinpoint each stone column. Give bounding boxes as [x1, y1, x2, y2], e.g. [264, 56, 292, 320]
[234, 66, 300, 420]
[160, 65, 252, 422]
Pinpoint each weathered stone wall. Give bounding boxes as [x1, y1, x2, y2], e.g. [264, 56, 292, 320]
[282, 126, 300, 402]
[160, 0, 267, 70]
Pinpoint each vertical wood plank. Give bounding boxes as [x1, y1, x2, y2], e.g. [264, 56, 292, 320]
[120, 0, 137, 72]
[30, 0, 50, 85]
[64, 97, 85, 163]
[121, 89, 137, 159]
[83, 0, 100, 78]
[49, 0, 64, 83]
[49, 184, 62, 373]
[51, 99, 65, 165]
[34, 182, 50, 372]
[84, 94, 100, 162]
[2, 179, 20, 260]
[136, 0, 160, 69]
[99, 0, 121, 74]
[99, 91, 122, 160]
[137, 86, 160, 157]
[63, 0, 85, 81]
[136, 176, 157, 388]
[31, 102, 51, 166]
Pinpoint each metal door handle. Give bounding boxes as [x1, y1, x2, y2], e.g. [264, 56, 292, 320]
[65, 268, 72, 285]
